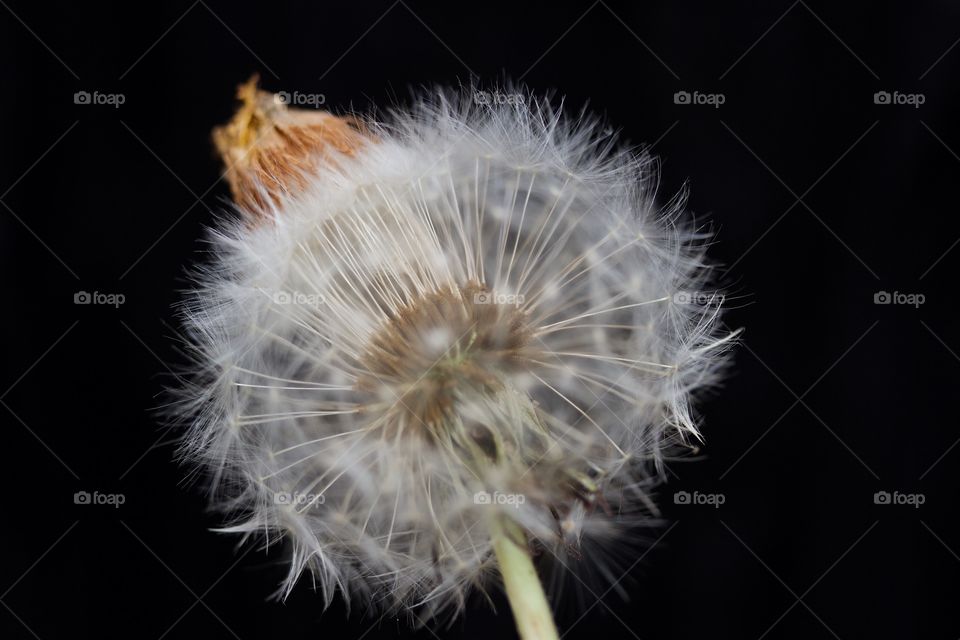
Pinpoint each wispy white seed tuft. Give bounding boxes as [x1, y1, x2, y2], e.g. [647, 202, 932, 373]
[175, 86, 737, 622]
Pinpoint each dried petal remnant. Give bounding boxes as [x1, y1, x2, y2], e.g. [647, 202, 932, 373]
[212, 76, 367, 217]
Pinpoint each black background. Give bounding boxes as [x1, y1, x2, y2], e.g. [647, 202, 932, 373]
[2, 2, 958, 638]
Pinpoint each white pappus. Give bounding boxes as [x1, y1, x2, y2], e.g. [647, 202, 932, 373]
[174, 83, 737, 625]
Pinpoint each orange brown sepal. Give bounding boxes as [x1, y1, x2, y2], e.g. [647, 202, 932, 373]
[212, 75, 369, 221]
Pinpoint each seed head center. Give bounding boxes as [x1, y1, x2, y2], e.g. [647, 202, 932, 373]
[356, 282, 534, 436]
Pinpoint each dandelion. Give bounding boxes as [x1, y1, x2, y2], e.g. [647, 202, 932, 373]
[176, 78, 737, 639]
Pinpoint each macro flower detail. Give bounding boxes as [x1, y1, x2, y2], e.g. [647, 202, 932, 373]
[177, 81, 736, 636]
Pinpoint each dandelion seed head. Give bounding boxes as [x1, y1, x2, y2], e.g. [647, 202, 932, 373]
[176, 85, 736, 621]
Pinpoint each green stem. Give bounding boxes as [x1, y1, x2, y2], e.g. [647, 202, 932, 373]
[490, 516, 560, 640]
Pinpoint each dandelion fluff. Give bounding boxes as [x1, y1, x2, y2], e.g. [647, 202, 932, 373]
[176, 82, 736, 630]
